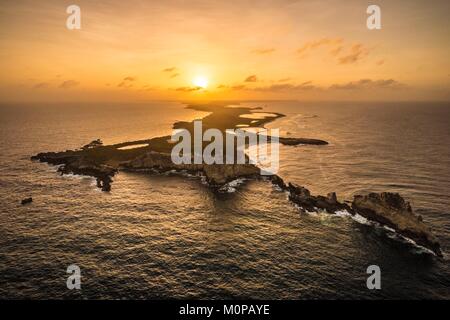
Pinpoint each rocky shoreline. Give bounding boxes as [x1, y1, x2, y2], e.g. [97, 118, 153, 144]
[352, 193, 442, 257]
[30, 103, 443, 257]
[271, 175, 443, 257]
[122, 151, 260, 187]
[31, 150, 117, 191]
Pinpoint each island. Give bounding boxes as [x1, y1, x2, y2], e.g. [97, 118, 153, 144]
[30, 102, 443, 257]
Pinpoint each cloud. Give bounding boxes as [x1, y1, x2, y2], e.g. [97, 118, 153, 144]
[297, 38, 343, 57]
[245, 75, 258, 82]
[278, 78, 292, 82]
[338, 44, 370, 64]
[175, 86, 202, 92]
[117, 76, 136, 88]
[221, 81, 316, 92]
[162, 68, 180, 79]
[218, 79, 403, 93]
[140, 85, 154, 91]
[217, 84, 247, 90]
[329, 79, 403, 90]
[253, 81, 317, 92]
[376, 59, 385, 66]
[59, 80, 80, 89]
[117, 81, 130, 88]
[330, 45, 343, 57]
[252, 48, 275, 54]
[297, 38, 371, 64]
[33, 82, 50, 89]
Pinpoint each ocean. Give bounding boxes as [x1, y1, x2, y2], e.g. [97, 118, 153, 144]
[0, 101, 449, 299]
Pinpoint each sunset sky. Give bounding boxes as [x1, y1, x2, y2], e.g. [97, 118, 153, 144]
[0, 0, 449, 102]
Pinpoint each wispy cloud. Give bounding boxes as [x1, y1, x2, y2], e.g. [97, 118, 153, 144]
[175, 86, 202, 92]
[163, 67, 180, 79]
[139, 84, 154, 91]
[298, 38, 371, 65]
[232, 84, 247, 90]
[218, 79, 403, 93]
[117, 82, 131, 88]
[59, 80, 80, 89]
[252, 81, 317, 92]
[329, 79, 403, 90]
[245, 75, 258, 82]
[338, 44, 370, 64]
[218, 84, 247, 90]
[33, 82, 50, 89]
[220, 81, 317, 92]
[163, 67, 177, 72]
[297, 38, 343, 57]
[117, 76, 136, 88]
[252, 48, 275, 54]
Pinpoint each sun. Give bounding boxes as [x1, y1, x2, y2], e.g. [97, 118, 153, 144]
[193, 76, 208, 89]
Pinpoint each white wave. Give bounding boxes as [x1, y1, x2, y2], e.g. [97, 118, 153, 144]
[351, 213, 371, 225]
[227, 178, 246, 187]
[220, 186, 236, 193]
[218, 178, 246, 193]
[350, 214, 441, 257]
[385, 229, 438, 256]
[334, 209, 352, 217]
[271, 184, 283, 192]
[61, 173, 92, 180]
[383, 225, 396, 232]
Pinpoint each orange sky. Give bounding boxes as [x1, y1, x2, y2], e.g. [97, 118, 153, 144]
[0, 0, 449, 102]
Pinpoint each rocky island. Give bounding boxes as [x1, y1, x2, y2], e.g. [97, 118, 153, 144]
[353, 193, 442, 256]
[271, 176, 443, 257]
[31, 102, 443, 257]
[31, 103, 324, 191]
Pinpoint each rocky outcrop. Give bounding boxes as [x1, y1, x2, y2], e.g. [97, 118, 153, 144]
[32, 152, 117, 192]
[32, 148, 260, 192]
[270, 176, 352, 214]
[81, 139, 103, 150]
[352, 193, 442, 257]
[123, 151, 260, 187]
[271, 175, 286, 190]
[287, 183, 350, 213]
[250, 134, 328, 146]
[271, 176, 442, 256]
[60, 162, 116, 192]
[278, 137, 328, 146]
